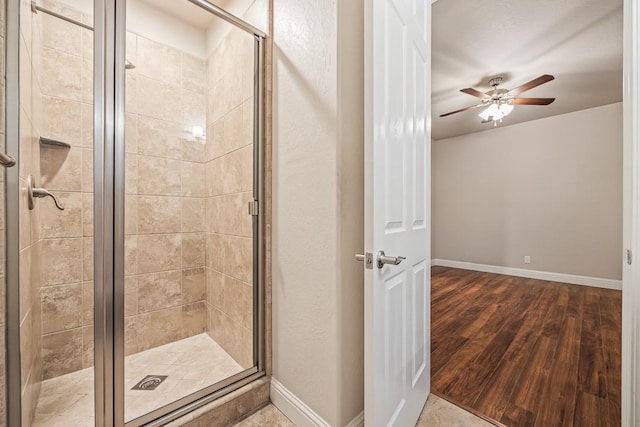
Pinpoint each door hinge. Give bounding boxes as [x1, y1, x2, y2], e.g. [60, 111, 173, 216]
[248, 200, 259, 216]
[627, 249, 633, 265]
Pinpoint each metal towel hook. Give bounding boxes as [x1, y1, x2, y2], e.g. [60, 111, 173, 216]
[27, 175, 64, 210]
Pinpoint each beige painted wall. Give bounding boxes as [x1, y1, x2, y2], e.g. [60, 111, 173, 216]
[272, 0, 364, 425]
[336, 0, 365, 422]
[432, 102, 623, 280]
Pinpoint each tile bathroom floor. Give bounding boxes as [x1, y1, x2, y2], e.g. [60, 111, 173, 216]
[234, 404, 295, 426]
[416, 395, 497, 427]
[32, 333, 243, 427]
[233, 395, 494, 427]
[33, 331, 491, 427]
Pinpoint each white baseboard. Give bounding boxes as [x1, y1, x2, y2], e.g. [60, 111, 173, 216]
[345, 411, 364, 427]
[270, 378, 365, 427]
[271, 378, 331, 427]
[431, 259, 622, 290]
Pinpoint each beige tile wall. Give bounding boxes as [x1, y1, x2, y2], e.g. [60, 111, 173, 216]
[205, 27, 255, 369]
[34, 0, 93, 381]
[18, 0, 46, 423]
[124, 32, 209, 355]
[33, 2, 212, 378]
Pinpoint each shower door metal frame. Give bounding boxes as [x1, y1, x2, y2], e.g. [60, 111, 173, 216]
[94, 0, 119, 425]
[5, 0, 22, 424]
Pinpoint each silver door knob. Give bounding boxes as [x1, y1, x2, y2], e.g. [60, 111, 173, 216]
[376, 250, 405, 269]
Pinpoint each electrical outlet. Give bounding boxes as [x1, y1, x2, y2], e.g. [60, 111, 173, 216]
[524, 256, 531, 264]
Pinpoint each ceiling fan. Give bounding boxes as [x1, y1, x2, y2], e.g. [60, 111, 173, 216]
[440, 74, 556, 125]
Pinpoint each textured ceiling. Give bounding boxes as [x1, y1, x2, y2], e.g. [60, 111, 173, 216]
[432, 0, 623, 140]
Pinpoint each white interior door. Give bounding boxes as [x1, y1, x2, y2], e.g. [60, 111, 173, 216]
[363, 0, 431, 426]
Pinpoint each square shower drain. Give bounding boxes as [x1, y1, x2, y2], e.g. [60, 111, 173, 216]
[131, 375, 168, 391]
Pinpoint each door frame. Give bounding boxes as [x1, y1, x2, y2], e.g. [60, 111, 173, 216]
[426, 0, 639, 425]
[621, 0, 640, 424]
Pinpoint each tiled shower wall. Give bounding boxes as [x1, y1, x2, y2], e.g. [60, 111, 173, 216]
[123, 32, 209, 355]
[29, 1, 211, 378]
[36, 1, 94, 380]
[205, 26, 255, 369]
[18, 0, 45, 423]
[20, 0, 257, 392]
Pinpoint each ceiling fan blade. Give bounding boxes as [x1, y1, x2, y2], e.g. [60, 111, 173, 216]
[510, 97, 556, 105]
[460, 88, 488, 99]
[507, 75, 555, 96]
[439, 103, 484, 117]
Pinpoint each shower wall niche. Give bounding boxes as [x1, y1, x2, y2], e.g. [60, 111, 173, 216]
[14, 0, 265, 425]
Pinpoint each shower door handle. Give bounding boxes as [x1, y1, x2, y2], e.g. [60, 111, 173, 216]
[0, 151, 16, 167]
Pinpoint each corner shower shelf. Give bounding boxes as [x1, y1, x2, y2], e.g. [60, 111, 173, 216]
[39, 137, 71, 148]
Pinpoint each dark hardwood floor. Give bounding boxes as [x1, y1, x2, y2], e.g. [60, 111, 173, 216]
[431, 266, 621, 427]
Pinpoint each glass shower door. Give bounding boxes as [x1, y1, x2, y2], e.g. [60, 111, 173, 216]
[12, 0, 97, 425]
[7, 0, 99, 426]
[122, 1, 263, 423]
[5, 0, 265, 425]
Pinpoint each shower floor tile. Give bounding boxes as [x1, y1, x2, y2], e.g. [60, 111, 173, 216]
[32, 333, 243, 426]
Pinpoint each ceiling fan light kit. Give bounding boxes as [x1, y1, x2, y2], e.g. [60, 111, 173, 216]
[478, 102, 514, 124]
[440, 74, 556, 126]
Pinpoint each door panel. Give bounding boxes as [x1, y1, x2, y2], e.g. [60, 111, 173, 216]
[365, 0, 431, 425]
[411, 262, 428, 385]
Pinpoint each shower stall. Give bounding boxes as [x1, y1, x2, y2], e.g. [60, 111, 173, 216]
[3, 0, 266, 425]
